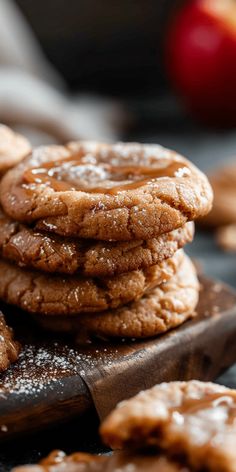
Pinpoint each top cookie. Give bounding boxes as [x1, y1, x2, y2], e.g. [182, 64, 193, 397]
[101, 380, 236, 472]
[0, 142, 213, 240]
[0, 125, 31, 176]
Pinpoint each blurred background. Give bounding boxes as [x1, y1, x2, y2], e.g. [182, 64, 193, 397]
[1, 0, 236, 284]
[2, 0, 236, 146]
[15, 0, 180, 94]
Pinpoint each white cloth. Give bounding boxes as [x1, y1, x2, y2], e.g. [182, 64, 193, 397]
[0, 0, 121, 143]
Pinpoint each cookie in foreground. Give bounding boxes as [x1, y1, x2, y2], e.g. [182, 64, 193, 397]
[12, 449, 190, 471]
[101, 380, 236, 472]
[13, 379, 236, 472]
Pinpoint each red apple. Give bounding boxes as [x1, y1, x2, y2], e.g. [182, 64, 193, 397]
[165, 0, 236, 126]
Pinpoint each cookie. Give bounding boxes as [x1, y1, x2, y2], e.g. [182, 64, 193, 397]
[0, 312, 20, 372]
[101, 380, 236, 472]
[0, 125, 31, 176]
[36, 253, 199, 339]
[12, 450, 107, 472]
[12, 450, 189, 472]
[216, 224, 236, 252]
[0, 250, 183, 316]
[201, 164, 236, 227]
[0, 141, 213, 240]
[0, 206, 194, 275]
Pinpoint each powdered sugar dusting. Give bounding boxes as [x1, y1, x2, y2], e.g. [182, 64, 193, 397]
[0, 343, 119, 398]
[30, 146, 70, 166]
[99, 142, 173, 166]
[48, 163, 108, 186]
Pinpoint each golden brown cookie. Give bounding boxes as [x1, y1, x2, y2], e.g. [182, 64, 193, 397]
[0, 312, 20, 372]
[0, 141, 213, 240]
[0, 250, 183, 316]
[0, 124, 31, 176]
[0, 206, 194, 276]
[12, 450, 189, 472]
[36, 253, 199, 339]
[101, 380, 236, 472]
[202, 163, 236, 227]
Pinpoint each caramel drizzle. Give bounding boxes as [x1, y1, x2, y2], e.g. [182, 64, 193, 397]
[23, 158, 188, 194]
[171, 392, 236, 425]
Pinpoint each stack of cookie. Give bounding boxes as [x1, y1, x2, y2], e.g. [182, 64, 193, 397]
[0, 140, 213, 341]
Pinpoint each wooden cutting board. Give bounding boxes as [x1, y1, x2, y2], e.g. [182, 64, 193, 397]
[0, 275, 236, 441]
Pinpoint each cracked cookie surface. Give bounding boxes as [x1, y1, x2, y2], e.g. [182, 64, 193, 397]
[0, 207, 194, 276]
[0, 311, 20, 372]
[0, 250, 183, 315]
[36, 253, 199, 339]
[0, 125, 31, 176]
[101, 380, 236, 472]
[0, 141, 213, 240]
